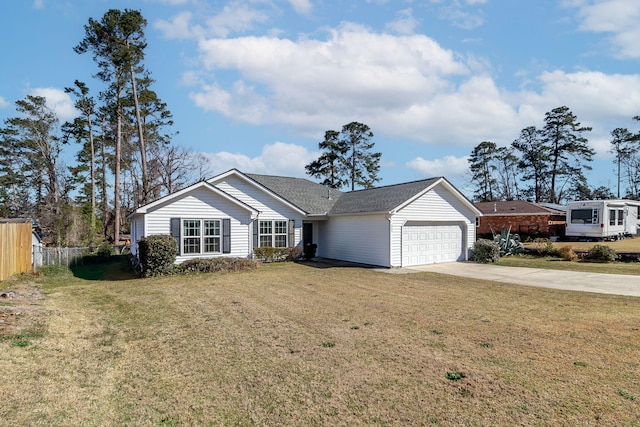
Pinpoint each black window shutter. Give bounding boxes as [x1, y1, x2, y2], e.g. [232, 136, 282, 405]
[170, 218, 180, 254]
[222, 218, 231, 254]
[288, 219, 295, 247]
[253, 220, 259, 248]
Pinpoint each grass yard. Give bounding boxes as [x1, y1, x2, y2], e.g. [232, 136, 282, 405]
[497, 255, 640, 275]
[527, 236, 640, 253]
[1, 260, 640, 426]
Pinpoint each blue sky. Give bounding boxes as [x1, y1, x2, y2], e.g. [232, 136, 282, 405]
[2, 0, 640, 196]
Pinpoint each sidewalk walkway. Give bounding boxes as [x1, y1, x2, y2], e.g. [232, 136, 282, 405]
[399, 262, 640, 297]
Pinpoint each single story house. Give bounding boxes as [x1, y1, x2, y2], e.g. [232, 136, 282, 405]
[127, 169, 481, 268]
[474, 200, 566, 238]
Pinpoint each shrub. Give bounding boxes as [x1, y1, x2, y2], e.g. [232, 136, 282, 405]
[138, 235, 177, 277]
[491, 226, 524, 256]
[558, 245, 578, 261]
[97, 243, 114, 259]
[253, 246, 302, 263]
[177, 257, 259, 274]
[532, 238, 558, 257]
[472, 239, 500, 263]
[586, 244, 618, 263]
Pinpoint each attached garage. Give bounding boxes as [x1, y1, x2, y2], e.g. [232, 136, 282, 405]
[401, 222, 464, 266]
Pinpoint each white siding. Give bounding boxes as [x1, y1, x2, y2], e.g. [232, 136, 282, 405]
[318, 214, 391, 267]
[136, 187, 253, 263]
[390, 185, 476, 267]
[129, 216, 144, 256]
[211, 175, 305, 247]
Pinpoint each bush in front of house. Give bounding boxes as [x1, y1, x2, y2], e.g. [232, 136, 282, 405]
[531, 238, 559, 257]
[177, 257, 260, 274]
[491, 226, 524, 257]
[253, 246, 303, 263]
[138, 234, 177, 277]
[472, 239, 500, 263]
[586, 244, 618, 263]
[558, 245, 578, 261]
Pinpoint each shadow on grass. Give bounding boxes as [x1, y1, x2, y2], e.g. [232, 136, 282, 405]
[296, 258, 380, 270]
[70, 255, 138, 281]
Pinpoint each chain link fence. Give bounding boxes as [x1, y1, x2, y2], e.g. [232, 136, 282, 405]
[33, 246, 93, 270]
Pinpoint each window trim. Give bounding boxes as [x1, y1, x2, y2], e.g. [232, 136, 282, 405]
[570, 208, 599, 225]
[257, 219, 290, 248]
[179, 218, 223, 255]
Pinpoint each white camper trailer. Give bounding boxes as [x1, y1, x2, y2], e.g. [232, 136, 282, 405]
[565, 199, 640, 240]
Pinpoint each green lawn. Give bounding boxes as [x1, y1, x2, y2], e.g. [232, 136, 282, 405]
[1, 260, 639, 426]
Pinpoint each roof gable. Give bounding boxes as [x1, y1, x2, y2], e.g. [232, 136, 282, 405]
[128, 180, 258, 217]
[209, 169, 333, 215]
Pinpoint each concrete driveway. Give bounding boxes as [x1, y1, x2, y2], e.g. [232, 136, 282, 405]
[402, 262, 640, 297]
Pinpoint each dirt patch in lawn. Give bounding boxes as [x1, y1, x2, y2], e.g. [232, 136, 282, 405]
[0, 279, 47, 339]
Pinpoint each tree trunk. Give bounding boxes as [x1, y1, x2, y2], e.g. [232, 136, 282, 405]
[130, 64, 148, 205]
[114, 100, 122, 247]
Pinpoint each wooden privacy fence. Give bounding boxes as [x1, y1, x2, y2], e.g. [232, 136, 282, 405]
[0, 219, 33, 281]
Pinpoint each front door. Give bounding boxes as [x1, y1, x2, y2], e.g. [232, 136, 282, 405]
[303, 223, 313, 247]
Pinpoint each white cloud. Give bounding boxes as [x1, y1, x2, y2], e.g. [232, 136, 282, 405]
[156, 3, 270, 39]
[288, 0, 313, 15]
[570, 0, 640, 58]
[0, 96, 9, 109]
[406, 155, 470, 178]
[193, 23, 471, 138]
[30, 87, 77, 121]
[205, 2, 270, 38]
[203, 142, 318, 177]
[386, 8, 419, 35]
[187, 20, 640, 160]
[32, 0, 44, 10]
[436, 1, 485, 30]
[155, 11, 201, 39]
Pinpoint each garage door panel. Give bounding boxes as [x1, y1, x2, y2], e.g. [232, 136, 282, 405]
[402, 223, 463, 266]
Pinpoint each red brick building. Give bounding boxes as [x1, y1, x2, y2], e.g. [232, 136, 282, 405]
[475, 200, 566, 238]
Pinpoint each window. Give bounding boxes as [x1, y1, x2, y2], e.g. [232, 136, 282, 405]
[609, 209, 616, 226]
[618, 209, 624, 226]
[182, 219, 221, 254]
[570, 209, 598, 225]
[274, 220, 288, 248]
[204, 220, 221, 252]
[183, 219, 201, 254]
[259, 221, 273, 247]
[258, 220, 289, 248]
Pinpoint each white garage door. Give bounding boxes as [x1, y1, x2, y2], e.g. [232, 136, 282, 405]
[402, 223, 464, 266]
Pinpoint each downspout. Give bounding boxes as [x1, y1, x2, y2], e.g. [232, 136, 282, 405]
[386, 212, 393, 268]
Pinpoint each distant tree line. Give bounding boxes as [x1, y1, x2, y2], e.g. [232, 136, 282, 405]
[0, 9, 210, 247]
[468, 106, 640, 204]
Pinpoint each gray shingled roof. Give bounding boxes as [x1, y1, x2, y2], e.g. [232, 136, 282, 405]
[245, 173, 451, 215]
[329, 178, 441, 214]
[246, 173, 342, 215]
